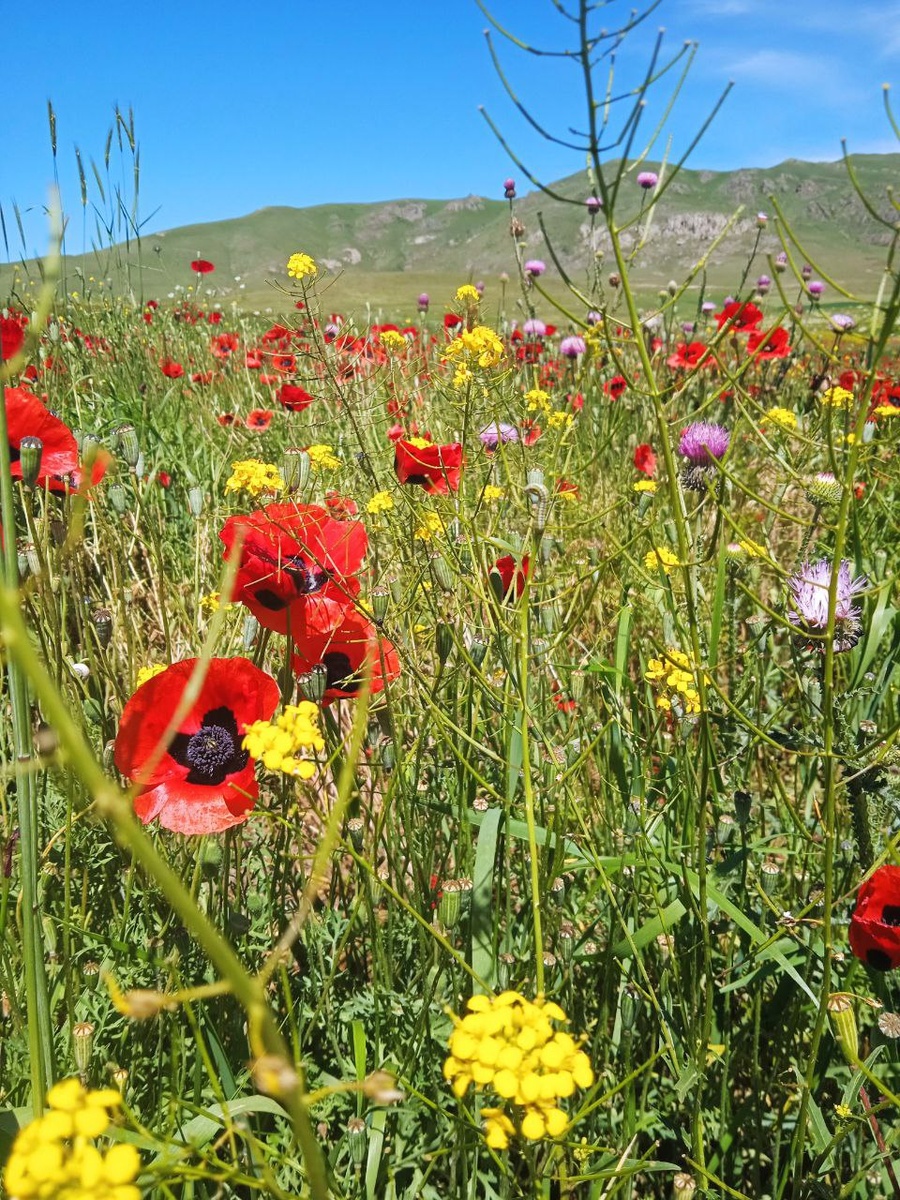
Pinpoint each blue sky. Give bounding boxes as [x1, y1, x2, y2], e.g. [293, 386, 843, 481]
[3, 0, 898, 259]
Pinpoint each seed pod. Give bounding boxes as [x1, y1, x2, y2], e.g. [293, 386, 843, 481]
[107, 483, 128, 514]
[115, 424, 140, 467]
[828, 993, 859, 1065]
[760, 859, 781, 895]
[438, 880, 462, 928]
[430, 553, 454, 593]
[242, 614, 260, 651]
[187, 486, 205, 517]
[297, 664, 328, 704]
[469, 637, 488, 669]
[72, 1020, 95, 1075]
[371, 587, 389, 625]
[18, 436, 43, 488]
[92, 608, 113, 648]
[346, 817, 365, 852]
[283, 447, 310, 491]
[436, 621, 454, 665]
[347, 1117, 368, 1166]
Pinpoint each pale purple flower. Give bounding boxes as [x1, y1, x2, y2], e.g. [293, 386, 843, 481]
[757, 212, 768, 227]
[682, 321, 696, 336]
[504, 178, 516, 199]
[757, 274, 771, 294]
[524, 259, 546, 278]
[701, 301, 716, 315]
[559, 335, 586, 358]
[775, 252, 788, 272]
[479, 421, 519, 450]
[788, 558, 868, 652]
[417, 292, 430, 312]
[831, 313, 855, 332]
[807, 280, 825, 298]
[475, 281, 485, 294]
[801, 263, 813, 280]
[637, 171, 658, 190]
[585, 196, 603, 214]
[679, 422, 730, 464]
[522, 318, 546, 336]
[586, 310, 603, 326]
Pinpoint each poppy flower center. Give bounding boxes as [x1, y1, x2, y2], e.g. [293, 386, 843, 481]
[283, 555, 329, 595]
[882, 905, 900, 926]
[168, 706, 248, 786]
[323, 650, 360, 694]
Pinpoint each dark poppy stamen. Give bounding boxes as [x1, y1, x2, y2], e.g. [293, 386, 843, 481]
[168, 706, 247, 785]
[882, 905, 900, 926]
[323, 651, 360, 694]
[867, 948, 893, 971]
[283, 555, 330, 595]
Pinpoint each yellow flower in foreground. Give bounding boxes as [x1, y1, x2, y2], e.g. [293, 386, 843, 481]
[3, 1079, 141, 1200]
[136, 663, 166, 689]
[525, 388, 552, 414]
[444, 991, 594, 1150]
[633, 480, 657, 494]
[874, 404, 900, 417]
[306, 444, 342, 471]
[482, 484, 505, 502]
[818, 386, 854, 408]
[644, 546, 680, 575]
[455, 284, 480, 304]
[367, 490, 395, 514]
[415, 511, 444, 541]
[379, 329, 407, 352]
[225, 458, 284, 497]
[199, 591, 222, 615]
[286, 252, 317, 280]
[243, 702, 324, 779]
[765, 406, 797, 430]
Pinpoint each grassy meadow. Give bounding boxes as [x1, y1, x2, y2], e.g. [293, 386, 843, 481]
[2, 11, 900, 1200]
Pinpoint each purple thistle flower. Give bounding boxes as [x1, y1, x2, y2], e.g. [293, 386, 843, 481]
[524, 259, 546, 278]
[479, 422, 519, 450]
[504, 178, 516, 199]
[788, 558, 868, 653]
[757, 274, 771, 294]
[701, 301, 717, 315]
[831, 313, 855, 332]
[807, 280, 825, 298]
[522, 318, 546, 336]
[679, 422, 730, 465]
[586, 310, 603, 326]
[801, 263, 813, 280]
[475, 281, 485, 294]
[775, 252, 788, 272]
[417, 292, 430, 312]
[585, 196, 603, 214]
[637, 171, 658, 190]
[559, 335, 586, 358]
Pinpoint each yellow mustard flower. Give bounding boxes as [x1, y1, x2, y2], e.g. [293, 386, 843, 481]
[379, 329, 407, 352]
[644, 546, 680, 575]
[306, 444, 342, 471]
[455, 284, 480, 304]
[243, 702, 324, 779]
[135, 663, 166, 689]
[644, 647, 708, 715]
[482, 484, 505, 502]
[414, 511, 444, 541]
[367, 490, 395, 514]
[286, 252, 317, 280]
[818, 386, 854, 408]
[224, 459, 284, 497]
[442, 325, 505, 369]
[633, 480, 657, 494]
[525, 388, 552, 414]
[765, 406, 797, 430]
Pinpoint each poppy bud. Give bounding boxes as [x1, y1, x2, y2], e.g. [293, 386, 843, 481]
[347, 1117, 368, 1166]
[115, 424, 140, 467]
[379, 737, 395, 771]
[760, 860, 781, 895]
[18, 436, 43, 489]
[283, 447, 310, 491]
[72, 1020, 95, 1075]
[297, 664, 328, 704]
[92, 608, 113, 648]
[371, 587, 389, 625]
[468, 636, 488, 669]
[436, 621, 454, 665]
[734, 790, 752, 826]
[187, 486, 205, 517]
[430, 553, 454, 593]
[107, 483, 129, 514]
[827, 993, 859, 1065]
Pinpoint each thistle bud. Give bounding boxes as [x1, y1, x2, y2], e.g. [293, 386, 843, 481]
[283, 447, 310, 491]
[828, 993, 859, 1065]
[115, 424, 140, 467]
[804, 472, 843, 506]
[72, 1020, 95, 1075]
[18, 436, 43, 489]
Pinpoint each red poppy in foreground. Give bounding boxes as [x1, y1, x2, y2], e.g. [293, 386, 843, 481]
[0, 314, 26, 361]
[394, 438, 463, 494]
[491, 554, 530, 602]
[291, 608, 400, 704]
[219, 502, 367, 635]
[276, 383, 315, 412]
[114, 658, 279, 834]
[634, 443, 657, 476]
[5, 386, 109, 491]
[849, 865, 900, 971]
[190, 258, 215, 274]
[747, 326, 790, 360]
[715, 300, 763, 333]
[667, 342, 711, 370]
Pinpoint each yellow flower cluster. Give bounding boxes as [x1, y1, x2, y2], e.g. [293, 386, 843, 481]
[3, 1078, 141, 1200]
[644, 647, 706, 715]
[444, 992, 594, 1150]
[738, 537, 768, 559]
[379, 329, 407, 352]
[442, 325, 505, 369]
[243, 702, 325, 779]
[633, 480, 657, 494]
[525, 388, 552, 414]
[414, 511, 444, 541]
[306, 444, 342, 471]
[366, 490, 395, 514]
[135, 663, 166, 689]
[482, 484, 505, 502]
[286, 252, 317, 280]
[199, 591, 222, 615]
[818, 386, 854, 408]
[765, 406, 797, 430]
[547, 410, 573, 430]
[644, 546, 680, 575]
[224, 459, 284, 497]
[455, 284, 480, 304]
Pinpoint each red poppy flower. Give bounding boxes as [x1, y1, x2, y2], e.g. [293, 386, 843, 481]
[443, 313, 463, 330]
[191, 371, 214, 385]
[849, 865, 900, 971]
[667, 342, 710, 370]
[394, 439, 462, 494]
[747, 326, 790, 360]
[324, 490, 359, 518]
[0, 315, 26, 361]
[114, 657, 279, 835]
[291, 608, 400, 705]
[219, 502, 367, 636]
[246, 408, 273, 432]
[4, 386, 108, 491]
[190, 259, 215, 274]
[160, 358, 184, 378]
[271, 353, 296, 374]
[211, 332, 239, 360]
[634, 444, 657, 476]
[492, 554, 530, 601]
[217, 413, 242, 427]
[715, 301, 763, 332]
[603, 375, 628, 400]
[208, 311, 222, 325]
[277, 383, 315, 412]
[555, 479, 579, 501]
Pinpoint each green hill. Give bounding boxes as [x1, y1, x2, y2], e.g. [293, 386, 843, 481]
[3, 155, 898, 319]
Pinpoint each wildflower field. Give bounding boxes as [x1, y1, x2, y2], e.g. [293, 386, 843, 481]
[2, 7, 900, 1200]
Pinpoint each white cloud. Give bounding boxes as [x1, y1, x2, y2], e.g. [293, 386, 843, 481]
[720, 48, 833, 87]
